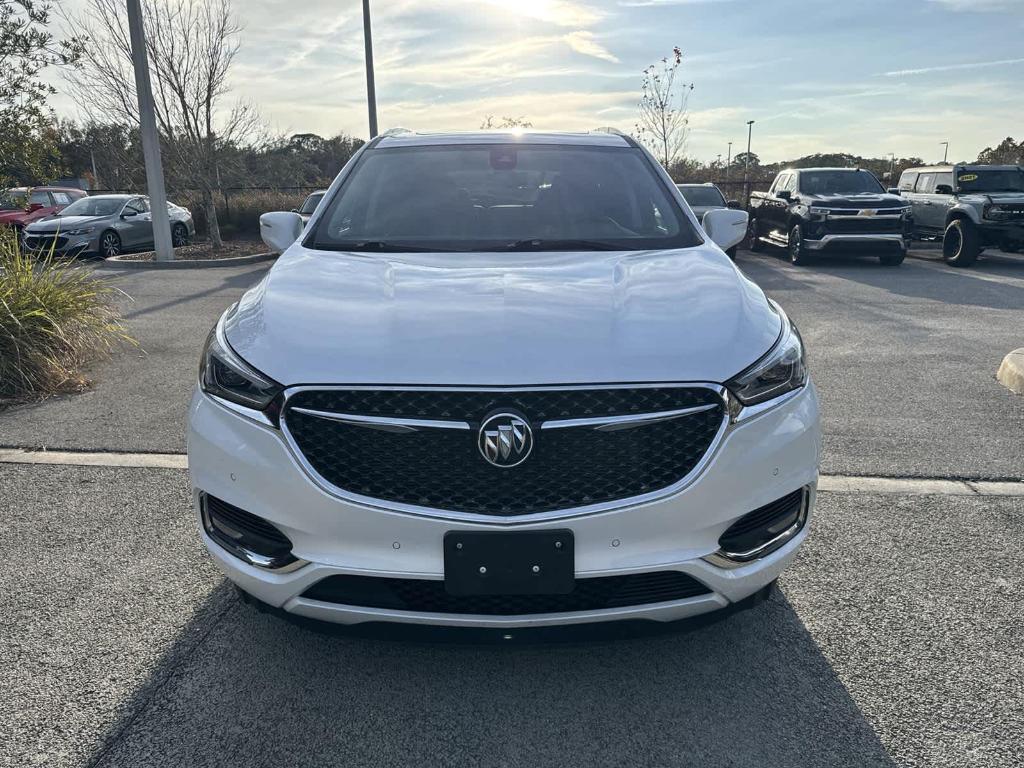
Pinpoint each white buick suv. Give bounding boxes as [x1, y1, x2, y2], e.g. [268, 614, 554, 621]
[188, 130, 820, 629]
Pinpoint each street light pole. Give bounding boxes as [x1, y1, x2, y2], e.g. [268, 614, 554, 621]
[362, 0, 378, 139]
[940, 141, 949, 164]
[889, 152, 896, 182]
[726, 141, 732, 189]
[744, 121, 755, 205]
[126, 0, 173, 261]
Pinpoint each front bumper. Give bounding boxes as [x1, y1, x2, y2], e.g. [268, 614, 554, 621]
[187, 383, 821, 628]
[803, 233, 907, 251]
[22, 231, 100, 257]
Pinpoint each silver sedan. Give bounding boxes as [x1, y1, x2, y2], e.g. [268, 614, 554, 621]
[22, 194, 195, 258]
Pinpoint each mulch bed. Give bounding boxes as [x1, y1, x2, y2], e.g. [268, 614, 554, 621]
[118, 239, 266, 261]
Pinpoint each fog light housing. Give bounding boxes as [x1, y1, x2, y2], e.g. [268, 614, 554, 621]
[200, 493, 307, 572]
[704, 488, 808, 569]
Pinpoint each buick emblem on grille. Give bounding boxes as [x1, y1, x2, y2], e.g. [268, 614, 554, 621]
[478, 413, 533, 468]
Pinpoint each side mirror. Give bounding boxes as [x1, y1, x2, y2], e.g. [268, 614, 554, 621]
[777, 189, 792, 201]
[726, 199, 741, 210]
[887, 188, 901, 196]
[121, 209, 138, 218]
[291, 208, 299, 213]
[703, 208, 749, 253]
[27, 202, 44, 213]
[935, 184, 953, 195]
[260, 211, 304, 253]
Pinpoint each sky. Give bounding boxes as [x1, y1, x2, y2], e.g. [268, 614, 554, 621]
[51, 0, 1024, 164]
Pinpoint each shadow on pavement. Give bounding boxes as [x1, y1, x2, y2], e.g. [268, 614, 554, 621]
[86, 581, 896, 768]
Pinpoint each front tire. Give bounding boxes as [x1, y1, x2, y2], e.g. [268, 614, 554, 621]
[99, 230, 121, 258]
[788, 224, 812, 265]
[172, 222, 190, 247]
[748, 218, 763, 251]
[943, 218, 980, 267]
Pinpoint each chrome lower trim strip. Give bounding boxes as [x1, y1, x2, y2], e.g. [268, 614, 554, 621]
[288, 407, 470, 433]
[541, 403, 720, 431]
[803, 233, 906, 251]
[277, 383, 732, 525]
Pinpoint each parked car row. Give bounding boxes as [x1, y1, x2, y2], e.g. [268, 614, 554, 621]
[743, 163, 1024, 268]
[2, 190, 195, 258]
[0, 186, 87, 231]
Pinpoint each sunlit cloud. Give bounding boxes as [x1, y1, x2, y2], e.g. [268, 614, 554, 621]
[563, 31, 620, 62]
[883, 57, 1024, 77]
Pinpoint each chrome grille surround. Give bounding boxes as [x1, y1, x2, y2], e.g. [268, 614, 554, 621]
[278, 383, 731, 524]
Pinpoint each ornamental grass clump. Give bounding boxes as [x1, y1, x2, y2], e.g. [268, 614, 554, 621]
[0, 231, 133, 402]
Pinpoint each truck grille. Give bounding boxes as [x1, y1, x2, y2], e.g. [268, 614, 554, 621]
[824, 217, 904, 235]
[282, 386, 726, 517]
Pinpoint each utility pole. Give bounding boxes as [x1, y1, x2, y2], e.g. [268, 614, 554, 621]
[940, 141, 949, 164]
[726, 141, 732, 189]
[888, 152, 896, 182]
[90, 150, 100, 190]
[362, 0, 379, 139]
[126, 0, 173, 260]
[744, 121, 755, 206]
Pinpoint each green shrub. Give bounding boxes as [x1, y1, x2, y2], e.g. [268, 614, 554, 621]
[0, 231, 134, 402]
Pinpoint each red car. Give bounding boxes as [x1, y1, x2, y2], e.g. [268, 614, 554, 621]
[0, 186, 88, 231]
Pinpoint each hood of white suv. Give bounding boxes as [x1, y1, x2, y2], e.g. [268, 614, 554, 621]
[225, 244, 781, 386]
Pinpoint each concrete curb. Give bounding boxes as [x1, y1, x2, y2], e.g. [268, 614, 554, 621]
[996, 348, 1024, 395]
[99, 251, 277, 269]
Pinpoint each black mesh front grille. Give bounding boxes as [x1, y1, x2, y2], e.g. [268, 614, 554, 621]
[718, 489, 804, 553]
[284, 387, 725, 516]
[824, 217, 904, 235]
[302, 571, 712, 615]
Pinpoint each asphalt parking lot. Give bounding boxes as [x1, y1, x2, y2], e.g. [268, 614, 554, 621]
[2, 247, 1022, 767]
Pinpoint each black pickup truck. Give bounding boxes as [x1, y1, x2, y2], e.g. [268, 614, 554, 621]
[749, 168, 911, 265]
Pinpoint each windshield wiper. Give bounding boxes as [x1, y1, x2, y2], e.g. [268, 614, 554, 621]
[500, 238, 622, 251]
[316, 241, 456, 253]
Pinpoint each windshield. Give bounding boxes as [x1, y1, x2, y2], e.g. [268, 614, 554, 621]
[59, 197, 126, 217]
[677, 186, 726, 207]
[0, 190, 27, 211]
[310, 144, 700, 252]
[798, 171, 884, 195]
[956, 168, 1024, 193]
[299, 192, 325, 215]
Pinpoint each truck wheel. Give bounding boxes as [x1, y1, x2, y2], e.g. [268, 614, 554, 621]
[942, 219, 980, 267]
[748, 218, 763, 251]
[879, 248, 905, 266]
[788, 224, 812, 265]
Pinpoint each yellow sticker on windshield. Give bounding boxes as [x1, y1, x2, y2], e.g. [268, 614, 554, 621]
[958, 174, 978, 182]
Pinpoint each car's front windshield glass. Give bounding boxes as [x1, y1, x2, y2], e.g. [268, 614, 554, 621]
[799, 171, 884, 195]
[0, 190, 26, 210]
[300, 193, 324, 215]
[956, 169, 1024, 193]
[310, 144, 701, 252]
[59, 197, 125, 217]
[678, 186, 726, 207]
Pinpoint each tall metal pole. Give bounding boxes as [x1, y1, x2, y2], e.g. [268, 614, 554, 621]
[126, 0, 173, 261]
[90, 151, 100, 190]
[726, 141, 732, 189]
[940, 141, 949, 164]
[362, 0, 378, 139]
[744, 121, 754, 206]
[889, 153, 895, 182]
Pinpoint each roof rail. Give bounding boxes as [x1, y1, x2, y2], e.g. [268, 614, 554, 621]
[589, 126, 626, 136]
[380, 127, 413, 137]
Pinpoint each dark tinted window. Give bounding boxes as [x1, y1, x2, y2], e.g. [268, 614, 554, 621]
[311, 144, 700, 252]
[898, 172, 918, 191]
[956, 168, 1024, 193]
[798, 171, 884, 195]
[677, 186, 726, 207]
[299, 192, 325, 215]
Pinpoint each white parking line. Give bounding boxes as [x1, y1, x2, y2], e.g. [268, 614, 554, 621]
[2, 447, 1022, 497]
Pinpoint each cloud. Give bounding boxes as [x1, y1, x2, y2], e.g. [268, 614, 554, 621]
[563, 31, 619, 62]
[478, 0, 606, 26]
[926, 0, 1018, 10]
[883, 57, 1024, 77]
[618, 0, 734, 5]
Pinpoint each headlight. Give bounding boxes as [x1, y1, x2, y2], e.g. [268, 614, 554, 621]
[809, 206, 830, 215]
[65, 226, 96, 236]
[199, 312, 282, 411]
[727, 305, 807, 407]
[984, 205, 1006, 219]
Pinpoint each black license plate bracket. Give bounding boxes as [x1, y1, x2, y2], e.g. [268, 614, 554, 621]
[443, 530, 574, 596]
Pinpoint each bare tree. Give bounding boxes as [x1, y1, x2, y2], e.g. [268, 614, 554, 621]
[635, 47, 693, 169]
[480, 115, 533, 130]
[63, 0, 257, 248]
